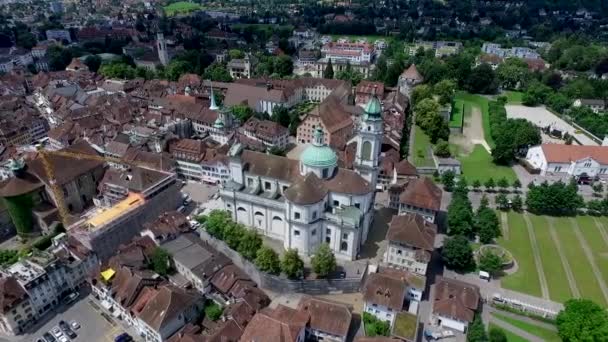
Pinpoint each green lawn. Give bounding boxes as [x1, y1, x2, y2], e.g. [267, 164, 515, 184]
[392, 312, 417, 340]
[505, 91, 523, 104]
[575, 216, 608, 290]
[449, 99, 464, 128]
[454, 92, 494, 147]
[412, 125, 434, 167]
[457, 145, 517, 183]
[529, 215, 572, 303]
[498, 212, 542, 297]
[553, 217, 607, 306]
[164, 1, 203, 15]
[489, 324, 529, 342]
[492, 313, 560, 342]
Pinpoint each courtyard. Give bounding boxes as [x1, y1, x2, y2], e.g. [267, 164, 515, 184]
[498, 212, 608, 306]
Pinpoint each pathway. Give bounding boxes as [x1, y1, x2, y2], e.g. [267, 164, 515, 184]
[500, 211, 509, 240]
[489, 316, 545, 342]
[522, 213, 550, 299]
[570, 217, 608, 304]
[547, 217, 580, 298]
[593, 217, 608, 248]
[450, 106, 491, 154]
[486, 307, 558, 332]
[407, 114, 416, 163]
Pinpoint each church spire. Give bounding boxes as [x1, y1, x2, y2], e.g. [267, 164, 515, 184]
[209, 82, 219, 111]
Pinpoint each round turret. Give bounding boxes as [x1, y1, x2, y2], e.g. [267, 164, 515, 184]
[300, 128, 338, 178]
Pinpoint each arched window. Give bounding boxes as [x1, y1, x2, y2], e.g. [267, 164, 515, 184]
[272, 216, 282, 221]
[340, 241, 348, 251]
[361, 141, 372, 161]
[254, 211, 264, 217]
[237, 207, 246, 212]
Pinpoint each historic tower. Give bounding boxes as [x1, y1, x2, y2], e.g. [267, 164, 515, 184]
[157, 33, 169, 66]
[354, 87, 383, 187]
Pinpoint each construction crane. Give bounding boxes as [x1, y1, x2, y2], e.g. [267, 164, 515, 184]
[37, 148, 157, 228]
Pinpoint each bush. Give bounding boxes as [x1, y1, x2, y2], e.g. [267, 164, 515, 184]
[363, 312, 390, 337]
[204, 300, 223, 321]
[150, 247, 171, 276]
[0, 250, 18, 266]
[311, 243, 336, 277]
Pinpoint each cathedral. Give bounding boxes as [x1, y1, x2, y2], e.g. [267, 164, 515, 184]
[219, 94, 384, 260]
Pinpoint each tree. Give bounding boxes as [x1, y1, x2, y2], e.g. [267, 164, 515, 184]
[255, 246, 281, 274]
[525, 180, 583, 215]
[472, 180, 481, 192]
[16, 32, 36, 49]
[228, 49, 245, 59]
[414, 98, 440, 129]
[426, 113, 450, 144]
[203, 63, 232, 82]
[323, 58, 334, 79]
[165, 60, 192, 81]
[231, 105, 255, 122]
[447, 193, 474, 236]
[434, 139, 451, 157]
[410, 84, 433, 107]
[84, 55, 102, 73]
[477, 206, 501, 243]
[496, 193, 509, 210]
[434, 79, 456, 105]
[512, 179, 522, 192]
[204, 300, 223, 321]
[484, 178, 495, 192]
[281, 248, 304, 279]
[489, 327, 508, 342]
[593, 182, 604, 197]
[274, 55, 294, 77]
[497, 177, 509, 192]
[237, 228, 263, 260]
[223, 222, 244, 250]
[479, 251, 503, 276]
[441, 170, 455, 192]
[496, 58, 530, 90]
[442, 235, 475, 271]
[203, 210, 230, 238]
[272, 106, 291, 128]
[557, 299, 608, 341]
[511, 194, 523, 212]
[466, 63, 498, 94]
[522, 81, 552, 106]
[311, 243, 336, 277]
[456, 177, 469, 194]
[467, 315, 488, 342]
[150, 247, 171, 276]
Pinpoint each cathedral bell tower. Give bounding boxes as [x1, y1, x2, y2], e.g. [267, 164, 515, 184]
[354, 86, 383, 187]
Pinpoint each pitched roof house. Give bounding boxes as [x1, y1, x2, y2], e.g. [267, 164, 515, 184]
[432, 276, 480, 332]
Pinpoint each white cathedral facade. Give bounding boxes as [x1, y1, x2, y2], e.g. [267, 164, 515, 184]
[219, 94, 384, 260]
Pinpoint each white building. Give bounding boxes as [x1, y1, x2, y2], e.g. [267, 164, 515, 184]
[46, 29, 71, 42]
[0, 277, 34, 335]
[525, 144, 608, 178]
[384, 214, 437, 276]
[220, 95, 384, 260]
[321, 42, 375, 63]
[573, 99, 607, 113]
[227, 57, 252, 79]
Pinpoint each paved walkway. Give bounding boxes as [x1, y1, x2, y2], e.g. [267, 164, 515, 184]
[487, 307, 557, 332]
[488, 314, 545, 342]
[570, 217, 608, 304]
[450, 106, 491, 154]
[547, 217, 580, 298]
[523, 213, 550, 299]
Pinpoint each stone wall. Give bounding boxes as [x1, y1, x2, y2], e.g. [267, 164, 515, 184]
[198, 229, 366, 295]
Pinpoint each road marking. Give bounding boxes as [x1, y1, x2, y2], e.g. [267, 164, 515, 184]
[570, 217, 608, 305]
[522, 213, 549, 299]
[593, 217, 608, 249]
[500, 211, 509, 240]
[547, 217, 580, 298]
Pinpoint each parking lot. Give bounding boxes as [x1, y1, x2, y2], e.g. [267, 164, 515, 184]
[10, 295, 137, 342]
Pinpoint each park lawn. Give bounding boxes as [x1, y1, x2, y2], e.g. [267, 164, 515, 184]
[163, 1, 203, 15]
[498, 213, 542, 297]
[449, 99, 464, 128]
[454, 92, 494, 147]
[492, 313, 559, 342]
[528, 215, 572, 303]
[575, 216, 608, 288]
[457, 145, 517, 183]
[505, 91, 523, 104]
[553, 217, 607, 306]
[488, 324, 529, 342]
[412, 125, 434, 167]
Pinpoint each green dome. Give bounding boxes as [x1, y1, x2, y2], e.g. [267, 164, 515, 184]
[363, 93, 382, 121]
[213, 118, 224, 129]
[301, 127, 338, 168]
[301, 144, 338, 168]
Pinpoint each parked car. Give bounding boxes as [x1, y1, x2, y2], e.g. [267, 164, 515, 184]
[51, 327, 62, 338]
[64, 292, 78, 304]
[42, 332, 56, 342]
[57, 336, 69, 342]
[70, 321, 80, 330]
[61, 327, 76, 339]
[114, 333, 133, 342]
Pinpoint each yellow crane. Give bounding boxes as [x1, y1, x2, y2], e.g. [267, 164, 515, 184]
[37, 148, 155, 228]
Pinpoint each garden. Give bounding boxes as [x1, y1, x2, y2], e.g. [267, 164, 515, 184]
[163, 1, 203, 16]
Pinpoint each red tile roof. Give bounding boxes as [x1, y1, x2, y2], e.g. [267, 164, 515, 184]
[399, 178, 442, 211]
[540, 144, 608, 164]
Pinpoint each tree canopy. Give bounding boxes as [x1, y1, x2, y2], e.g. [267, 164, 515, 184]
[557, 299, 608, 341]
[442, 235, 475, 272]
[311, 243, 337, 277]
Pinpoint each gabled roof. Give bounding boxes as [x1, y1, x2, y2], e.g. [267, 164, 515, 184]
[296, 296, 352, 338]
[399, 178, 442, 211]
[239, 305, 309, 342]
[433, 276, 480, 323]
[0, 276, 27, 313]
[387, 213, 437, 251]
[284, 173, 328, 205]
[401, 64, 423, 81]
[138, 285, 202, 331]
[362, 272, 407, 311]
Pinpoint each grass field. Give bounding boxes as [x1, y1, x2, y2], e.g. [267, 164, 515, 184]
[164, 1, 203, 15]
[528, 215, 572, 303]
[492, 313, 560, 341]
[488, 324, 529, 342]
[457, 145, 517, 183]
[498, 213, 608, 306]
[498, 212, 543, 297]
[454, 92, 494, 147]
[505, 91, 523, 104]
[449, 99, 464, 128]
[412, 125, 434, 167]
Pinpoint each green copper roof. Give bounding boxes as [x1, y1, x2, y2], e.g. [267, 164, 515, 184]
[213, 118, 224, 128]
[363, 94, 382, 121]
[301, 127, 338, 168]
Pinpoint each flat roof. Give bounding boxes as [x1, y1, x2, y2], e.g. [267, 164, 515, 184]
[87, 193, 145, 229]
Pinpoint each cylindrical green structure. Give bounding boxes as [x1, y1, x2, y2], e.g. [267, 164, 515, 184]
[2, 194, 34, 237]
[0, 159, 43, 238]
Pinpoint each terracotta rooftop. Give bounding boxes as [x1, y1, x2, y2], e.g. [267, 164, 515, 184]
[401, 64, 423, 81]
[296, 296, 352, 338]
[398, 178, 442, 211]
[387, 213, 437, 252]
[239, 305, 309, 342]
[433, 276, 480, 323]
[540, 144, 608, 164]
[362, 272, 408, 311]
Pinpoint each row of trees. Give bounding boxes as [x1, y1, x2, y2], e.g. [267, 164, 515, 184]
[201, 210, 337, 278]
[441, 172, 522, 194]
[526, 180, 583, 216]
[467, 315, 510, 342]
[410, 80, 456, 144]
[447, 184, 501, 243]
